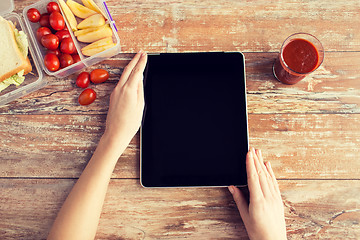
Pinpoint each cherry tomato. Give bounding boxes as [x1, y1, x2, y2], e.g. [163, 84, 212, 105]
[36, 27, 52, 42]
[76, 72, 90, 88]
[47, 2, 60, 13]
[78, 88, 96, 105]
[27, 8, 41, 23]
[60, 38, 76, 54]
[49, 12, 65, 31]
[47, 49, 60, 56]
[44, 53, 60, 72]
[55, 30, 71, 42]
[90, 69, 109, 84]
[39, 14, 50, 28]
[72, 54, 81, 63]
[41, 34, 59, 50]
[59, 54, 74, 68]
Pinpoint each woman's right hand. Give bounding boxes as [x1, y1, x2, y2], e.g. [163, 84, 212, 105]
[228, 148, 287, 240]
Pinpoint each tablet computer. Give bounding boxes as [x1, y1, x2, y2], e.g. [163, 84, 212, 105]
[141, 52, 248, 187]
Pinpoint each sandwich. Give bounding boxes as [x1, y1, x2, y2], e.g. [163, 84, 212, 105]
[0, 16, 32, 92]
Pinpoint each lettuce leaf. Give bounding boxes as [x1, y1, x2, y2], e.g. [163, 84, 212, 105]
[0, 70, 25, 92]
[14, 28, 29, 57]
[0, 28, 29, 93]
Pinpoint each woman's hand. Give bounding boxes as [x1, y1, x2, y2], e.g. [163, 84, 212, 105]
[103, 51, 148, 150]
[228, 148, 287, 240]
[48, 51, 148, 240]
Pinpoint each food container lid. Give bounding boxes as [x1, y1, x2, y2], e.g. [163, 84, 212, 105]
[0, 0, 14, 16]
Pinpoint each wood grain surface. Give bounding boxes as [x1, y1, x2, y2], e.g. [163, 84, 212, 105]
[1, 113, 359, 179]
[1, 179, 359, 239]
[1, 52, 359, 115]
[110, 0, 360, 52]
[1, 0, 359, 239]
[13, 0, 360, 53]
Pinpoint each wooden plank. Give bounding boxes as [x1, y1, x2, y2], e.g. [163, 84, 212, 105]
[110, 0, 360, 52]
[0, 114, 139, 179]
[1, 114, 359, 179]
[13, 0, 360, 52]
[0, 179, 359, 239]
[279, 180, 360, 239]
[1, 52, 359, 114]
[245, 52, 360, 114]
[249, 114, 360, 179]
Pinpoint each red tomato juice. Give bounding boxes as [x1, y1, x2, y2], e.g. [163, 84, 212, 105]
[274, 38, 320, 84]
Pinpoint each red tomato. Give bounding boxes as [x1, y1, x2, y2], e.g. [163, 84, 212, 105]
[41, 34, 59, 50]
[78, 89, 96, 105]
[49, 12, 65, 31]
[27, 8, 41, 23]
[76, 72, 90, 88]
[47, 49, 60, 56]
[72, 54, 81, 63]
[90, 69, 109, 84]
[44, 53, 60, 72]
[55, 30, 71, 42]
[60, 38, 76, 54]
[39, 14, 50, 28]
[47, 2, 60, 13]
[36, 27, 51, 42]
[59, 54, 74, 68]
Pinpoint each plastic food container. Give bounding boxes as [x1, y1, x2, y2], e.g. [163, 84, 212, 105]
[0, 0, 120, 106]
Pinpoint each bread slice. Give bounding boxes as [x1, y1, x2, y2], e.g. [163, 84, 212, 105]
[0, 17, 32, 82]
[23, 58, 32, 75]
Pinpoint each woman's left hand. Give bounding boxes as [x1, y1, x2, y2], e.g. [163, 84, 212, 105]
[103, 51, 148, 149]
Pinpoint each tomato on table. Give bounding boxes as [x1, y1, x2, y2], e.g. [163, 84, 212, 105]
[78, 89, 96, 105]
[90, 69, 109, 84]
[76, 72, 90, 88]
[27, 8, 41, 23]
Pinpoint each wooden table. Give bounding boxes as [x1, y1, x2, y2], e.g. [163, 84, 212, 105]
[1, 0, 360, 239]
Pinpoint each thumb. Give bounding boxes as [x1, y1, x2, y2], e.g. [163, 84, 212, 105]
[228, 186, 249, 220]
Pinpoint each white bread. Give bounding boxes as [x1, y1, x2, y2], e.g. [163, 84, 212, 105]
[0, 17, 32, 82]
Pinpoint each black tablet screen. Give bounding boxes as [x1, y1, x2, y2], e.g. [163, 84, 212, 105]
[141, 52, 248, 187]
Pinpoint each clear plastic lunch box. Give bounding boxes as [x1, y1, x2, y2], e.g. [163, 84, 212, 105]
[0, 0, 120, 106]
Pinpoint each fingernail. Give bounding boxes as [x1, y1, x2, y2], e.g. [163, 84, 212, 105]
[142, 51, 147, 57]
[139, 49, 143, 54]
[228, 186, 235, 194]
[252, 147, 256, 155]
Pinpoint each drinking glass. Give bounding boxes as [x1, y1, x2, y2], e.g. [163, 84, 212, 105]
[273, 33, 324, 85]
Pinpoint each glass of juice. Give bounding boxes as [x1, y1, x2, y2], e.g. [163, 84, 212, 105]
[273, 33, 324, 85]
